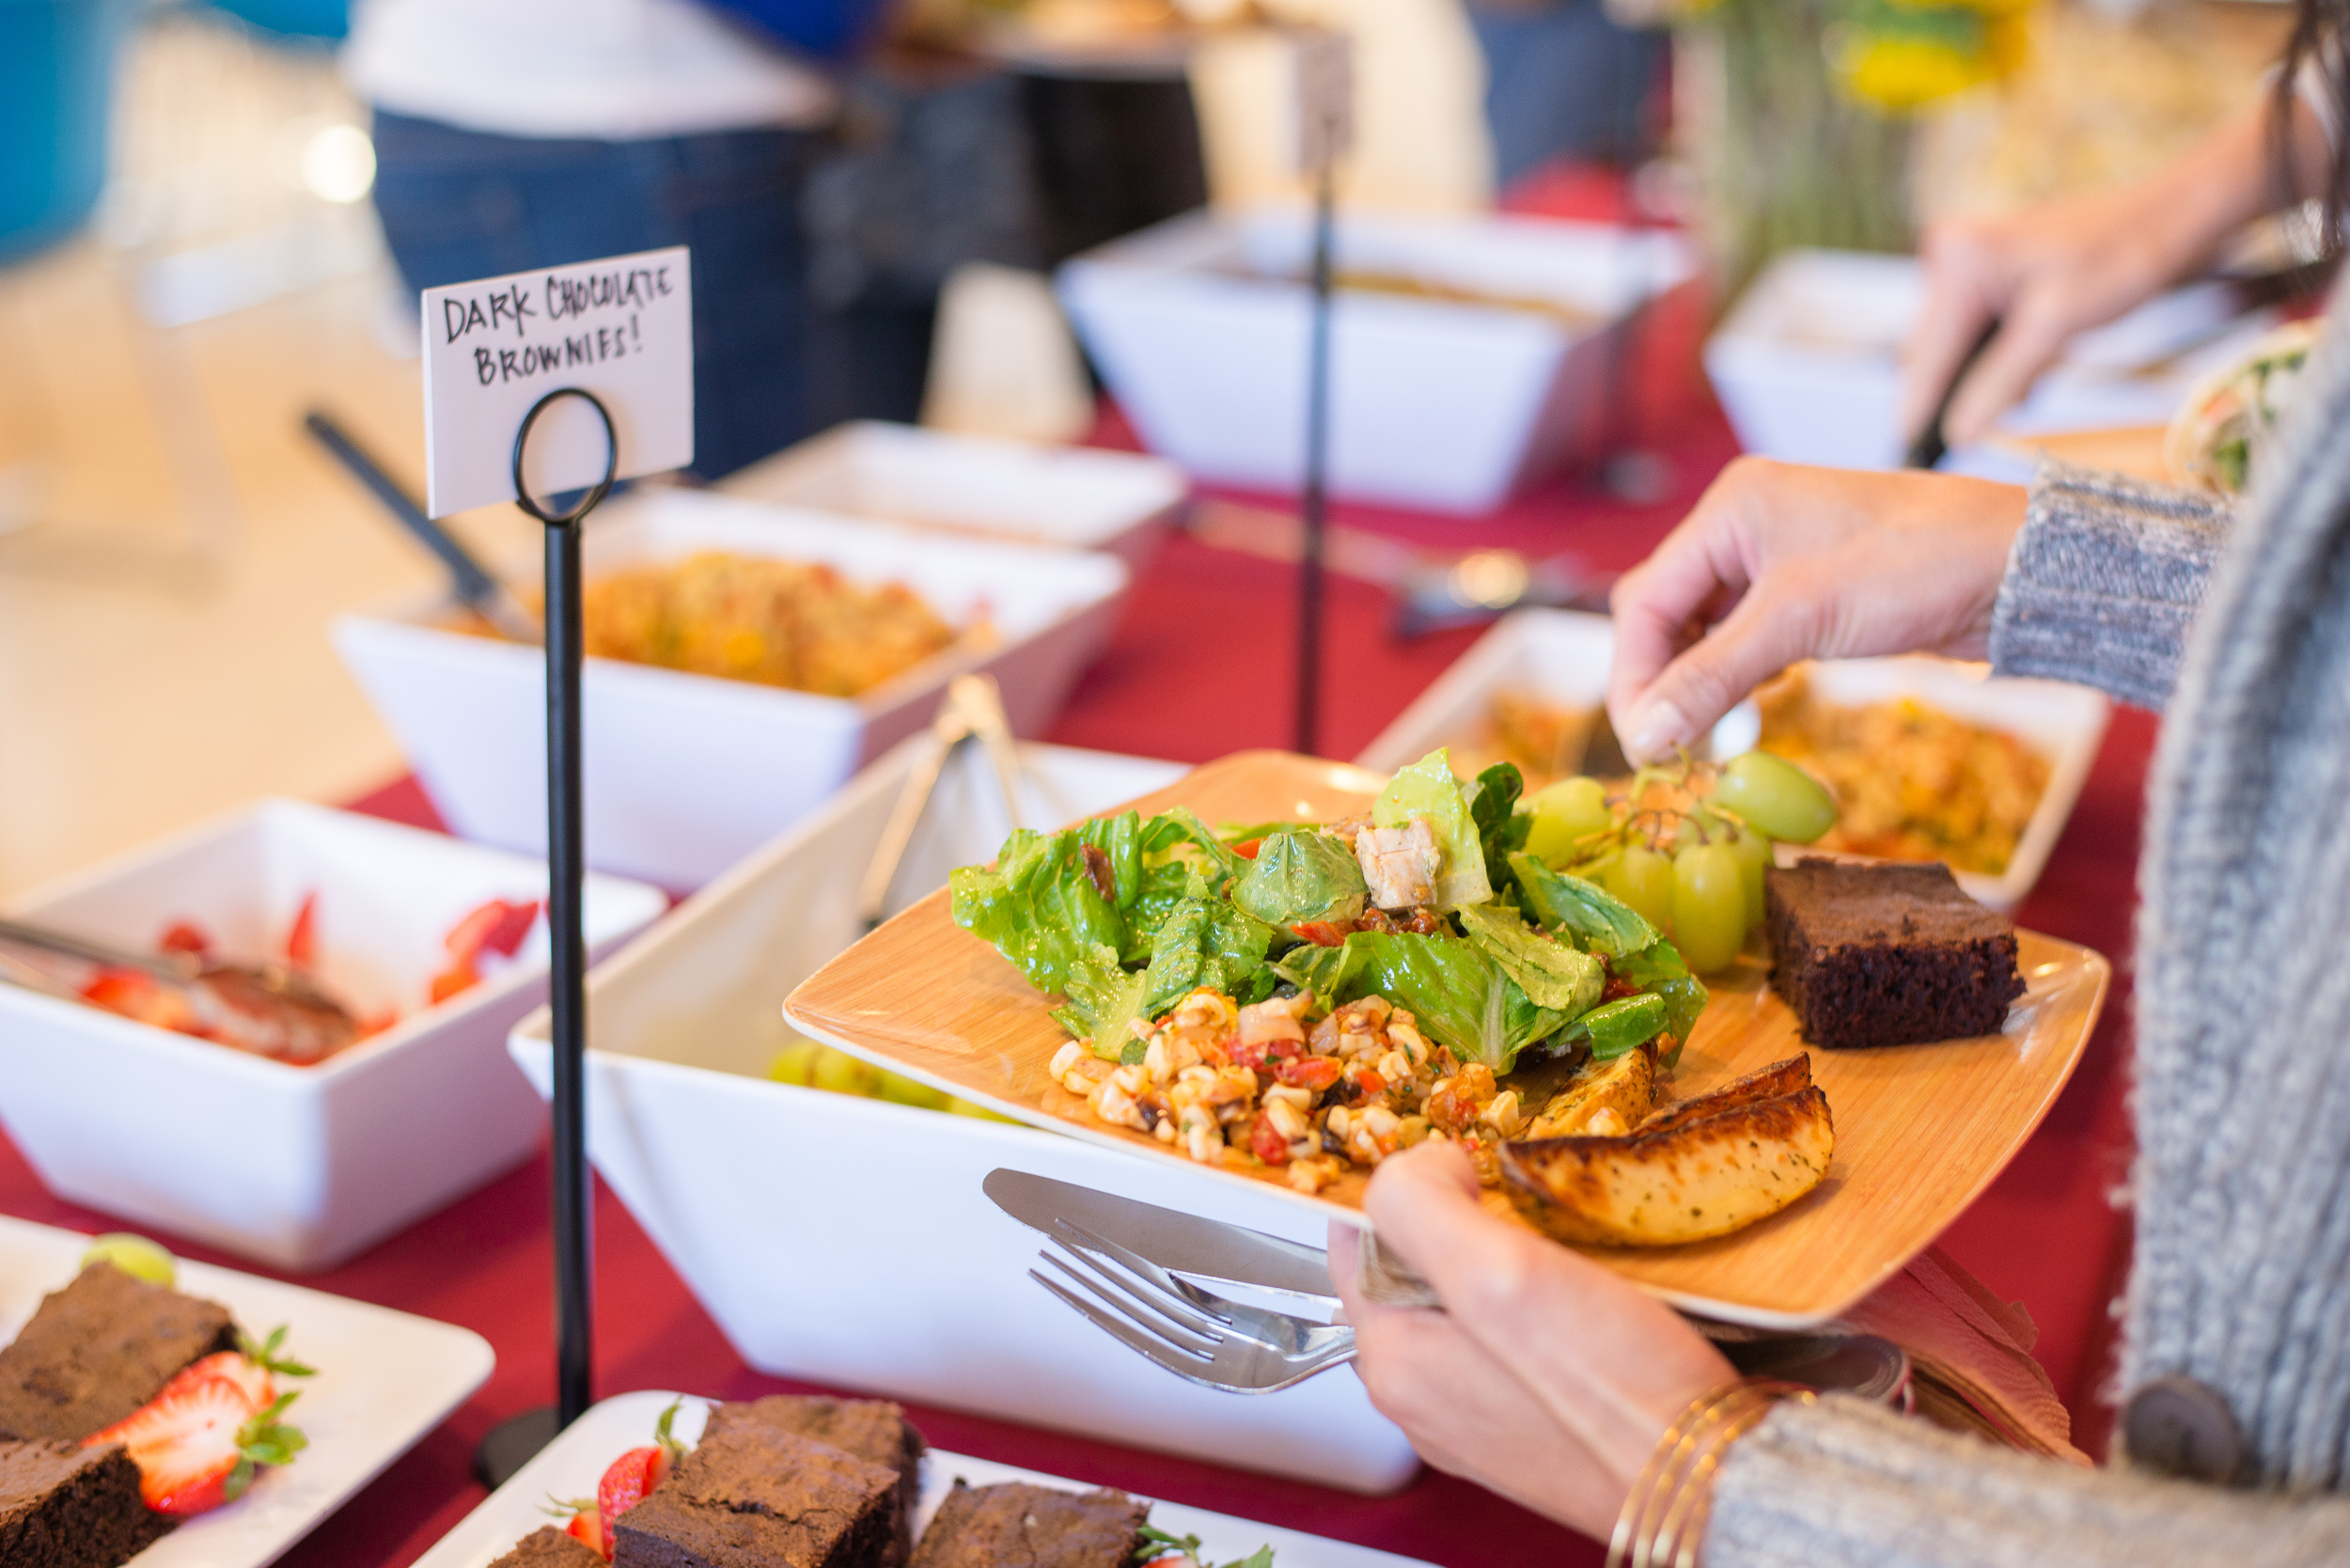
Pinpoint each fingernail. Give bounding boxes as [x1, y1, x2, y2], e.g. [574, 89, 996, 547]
[1625, 699, 1688, 761]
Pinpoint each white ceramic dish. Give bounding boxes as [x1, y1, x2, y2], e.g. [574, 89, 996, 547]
[1704, 248, 2283, 472]
[410, 1390, 1435, 1568]
[0, 800, 666, 1271]
[0, 1213, 494, 1567]
[332, 487, 1131, 890]
[1058, 207, 1694, 513]
[1355, 608, 2109, 912]
[506, 739, 1421, 1494]
[717, 420, 1189, 575]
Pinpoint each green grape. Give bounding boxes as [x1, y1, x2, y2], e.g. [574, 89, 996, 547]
[1670, 842, 1747, 974]
[768, 1039, 824, 1087]
[1669, 803, 1724, 855]
[874, 1068, 952, 1112]
[1524, 776, 1614, 866]
[810, 1045, 883, 1099]
[1721, 817, 1775, 932]
[82, 1232, 176, 1288]
[1713, 752, 1837, 843]
[1602, 843, 1676, 932]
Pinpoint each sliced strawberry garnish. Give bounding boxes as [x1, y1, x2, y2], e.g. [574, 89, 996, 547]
[158, 922, 212, 957]
[597, 1398, 687, 1541]
[546, 1497, 607, 1558]
[85, 1380, 306, 1517]
[282, 892, 319, 969]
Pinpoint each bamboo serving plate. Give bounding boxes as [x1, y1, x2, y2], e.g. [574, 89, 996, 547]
[784, 750, 2110, 1326]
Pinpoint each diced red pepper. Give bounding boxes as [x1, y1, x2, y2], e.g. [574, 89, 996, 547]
[158, 922, 212, 957]
[282, 892, 320, 969]
[1354, 1068, 1386, 1098]
[1275, 1056, 1341, 1090]
[1231, 839, 1263, 860]
[1602, 974, 1640, 1002]
[1229, 1040, 1267, 1071]
[1290, 921, 1348, 949]
[1248, 1115, 1290, 1165]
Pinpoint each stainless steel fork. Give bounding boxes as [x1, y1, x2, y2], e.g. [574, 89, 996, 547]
[1030, 1218, 1357, 1394]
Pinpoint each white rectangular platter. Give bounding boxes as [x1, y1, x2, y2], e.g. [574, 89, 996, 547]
[410, 1390, 1436, 1568]
[0, 1215, 495, 1567]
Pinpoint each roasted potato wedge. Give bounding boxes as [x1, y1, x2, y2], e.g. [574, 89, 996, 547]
[1635, 1053, 1811, 1137]
[1524, 1042, 1656, 1139]
[1501, 1085, 1834, 1247]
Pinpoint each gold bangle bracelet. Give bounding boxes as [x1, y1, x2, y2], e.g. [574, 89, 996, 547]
[1606, 1380, 1817, 1568]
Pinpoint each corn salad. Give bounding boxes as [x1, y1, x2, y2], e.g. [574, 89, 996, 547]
[1049, 988, 1525, 1194]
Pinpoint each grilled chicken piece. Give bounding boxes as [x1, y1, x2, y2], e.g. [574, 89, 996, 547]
[1355, 819, 1441, 910]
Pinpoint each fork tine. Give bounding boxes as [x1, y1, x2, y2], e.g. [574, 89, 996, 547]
[1037, 1249, 1225, 1356]
[1029, 1269, 1219, 1375]
[1050, 1218, 1235, 1323]
[1045, 1226, 1229, 1336]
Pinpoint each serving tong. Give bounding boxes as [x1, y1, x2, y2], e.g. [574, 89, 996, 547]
[0, 915, 361, 1062]
[857, 673, 1025, 931]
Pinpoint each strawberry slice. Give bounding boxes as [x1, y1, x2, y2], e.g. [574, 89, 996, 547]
[283, 892, 320, 970]
[154, 1326, 316, 1410]
[545, 1497, 607, 1558]
[159, 922, 212, 957]
[85, 1380, 306, 1516]
[596, 1398, 687, 1543]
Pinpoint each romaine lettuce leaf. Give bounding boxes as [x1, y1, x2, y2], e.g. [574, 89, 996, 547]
[1341, 932, 1563, 1072]
[1509, 853, 1656, 957]
[950, 826, 1130, 994]
[1372, 749, 1494, 910]
[1141, 896, 1277, 1018]
[1138, 808, 1243, 887]
[1456, 901, 1605, 1015]
[1558, 993, 1669, 1060]
[1608, 941, 1708, 1047]
[1052, 943, 1154, 1063]
[1075, 811, 1142, 909]
[1467, 762, 1531, 894]
[1232, 831, 1368, 928]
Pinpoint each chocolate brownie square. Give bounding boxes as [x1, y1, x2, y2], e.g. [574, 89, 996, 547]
[1764, 859, 2026, 1049]
[0, 1438, 172, 1568]
[610, 1419, 897, 1568]
[700, 1398, 925, 1568]
[908, 1482, 1149, 1568]
[0, 1263, 239, 1443]
[492, 1526, 608, 1568]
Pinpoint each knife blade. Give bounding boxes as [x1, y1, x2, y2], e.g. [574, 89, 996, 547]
[983, 1168, 1340, 1309]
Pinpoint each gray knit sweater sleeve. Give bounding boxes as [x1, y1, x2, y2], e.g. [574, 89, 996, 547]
[1707, 1398, 2350, 1568]
[1983, 462, 2235, 707]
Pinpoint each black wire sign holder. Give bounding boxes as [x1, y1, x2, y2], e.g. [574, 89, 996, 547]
[474, 386, 619, 1490]
[1294, 75, 1342, 759]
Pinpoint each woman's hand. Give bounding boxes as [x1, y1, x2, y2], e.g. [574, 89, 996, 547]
[1329, 1143, 1734, 1539]
[1903, 96, 2323, 448]
[1605, 459, 2028, 762]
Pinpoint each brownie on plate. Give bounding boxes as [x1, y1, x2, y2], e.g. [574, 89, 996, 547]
[0, 1263, 239, 1443]
[610, 1408, 899, 1568]
[908, 1481, 1150, 1568]
[700, 1398, 926, 1568]
[491, 1526, 607, 1568]
[0, 1438, 172, 1568]
[1764, 859, 2026, 1049]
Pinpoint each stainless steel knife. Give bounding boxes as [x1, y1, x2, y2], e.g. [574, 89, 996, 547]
[983, 1168, 1341, 1309]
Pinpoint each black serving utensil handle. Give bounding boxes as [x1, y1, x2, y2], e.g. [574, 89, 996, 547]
[303, 410, 540, 641]
[1904, 317, 1999, 471]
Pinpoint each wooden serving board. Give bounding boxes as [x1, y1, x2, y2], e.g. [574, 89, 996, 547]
[784, 751, 2110, 1327]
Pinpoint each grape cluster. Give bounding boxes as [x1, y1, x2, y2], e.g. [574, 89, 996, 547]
[1517, 751, 1836, 975]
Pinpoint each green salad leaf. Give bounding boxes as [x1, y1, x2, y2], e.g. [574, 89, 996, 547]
[1273, 936, 1367, 1000]
[1608, 941, 1709, 1049]
[1468, 762, 1531, 894]
[1232, 830, 1368, 929]
[1052, 944, 1154, 1062]
[1141, 896, 1277, 1020]
[1341, 931, 1564, 1072]
[1371, 749, 1493, 910]
[1558, 993, 1670, 1061]
[1509, 853, 1656, 957]
[1456, 901, 1604, 1015]
[950, 826, 1130, 994]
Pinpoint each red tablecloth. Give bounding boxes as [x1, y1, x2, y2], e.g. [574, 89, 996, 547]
[0, 176, 2154, 1566]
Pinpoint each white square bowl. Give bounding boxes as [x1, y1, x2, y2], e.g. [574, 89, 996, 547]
[716, 420, 1190, 576]
[332, 488, 1132, 890]
[1058, 207, 1695, 514]
[0, 800, 666, 1271]
[507, 738, 1423, 1494]
[1703, 248, 2287, 472]
[1355, 608, 2109, 911]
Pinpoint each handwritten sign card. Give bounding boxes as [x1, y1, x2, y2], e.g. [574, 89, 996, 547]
[420, 247, 694, 518]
